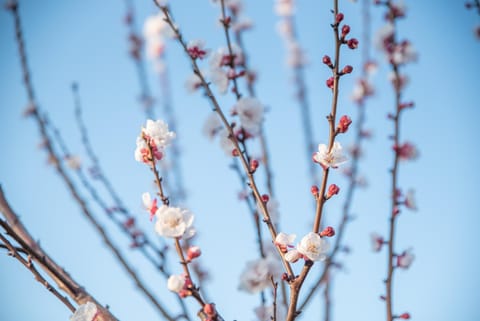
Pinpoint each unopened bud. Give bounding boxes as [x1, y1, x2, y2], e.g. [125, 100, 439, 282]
[322, 55, 332, 66]
[342, 65, 353, 74]
[398, 313, 411, 320]
[311, 185, 319, 196]
[261, 194, 270, 203]
[326, 184, 340, 199]
[335, 13, 344, 23]
[341, 25, 350, 37]
[232, 149, 240, 157]
[186, 246, 202, 261]
[337, 115, 352, 133]
[320, 226, 335, 237]
[250, 159, 259, 172]
[347, 38, 359, 49]
[326, 77, 335, 89]
[203, 303, 217, 317]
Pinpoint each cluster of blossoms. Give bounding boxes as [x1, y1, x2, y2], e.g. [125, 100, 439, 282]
[134, 119, 175, 163]
[274, 0, 308, 68]
[275, 232, 330, 263]
[143, 13, 173, 72]
[201, 97, 265, 155]
[238, 254, 282, 293]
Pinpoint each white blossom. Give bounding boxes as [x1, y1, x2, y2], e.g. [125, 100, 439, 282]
[143, 119, 175, 148]
[234, 97, 264, 135]
[154, 205, 195, 238]
[219, 128, 236, 156]
[313, 142, 348, 169]
[397, 249, 415, 269]
[185, 72, 202, 93]
[202, 113, 222, 140]
[210, 68, 229, 94]
[274, 0, 295, 17]
[167, 274, 185, 292]
[370, 232, 384, 252]
[274, 232, 296, 252]
[239, 256, 282, 293]
[297, 232, 329, 261]
[285, 249, 301, 263]
[70, 302, 97, 321]
[255, 303, 286, 321]
[405, 189, 417, 210]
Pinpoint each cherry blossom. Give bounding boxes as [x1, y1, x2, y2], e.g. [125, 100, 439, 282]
[397, 249, 415, 269]
[238, 256, 282, 293]
[142, 192, 158, 221]
[371, 232, 384, 252]
[154, 205, 195, 239]
[233, 97, 264, 136]
[70, 302, 98, 321]
[167, 274, 186, 293]
[297, 232, 329, 261]
[275, 232, 296, 252]
[313, 142, 348, 169]
[134, 119, 175, 164]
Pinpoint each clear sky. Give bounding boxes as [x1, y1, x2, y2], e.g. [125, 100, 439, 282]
[1, 1, 479, 321]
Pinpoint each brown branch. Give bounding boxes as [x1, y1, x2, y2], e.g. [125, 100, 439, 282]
[0, 231, 76, 313]
[153, 2, 295, 281]
[0, 189, 118, 321]
[7, 3, 175, 320]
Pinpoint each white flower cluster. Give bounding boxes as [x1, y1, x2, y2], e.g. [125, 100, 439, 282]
[134, 119, 175, 164]
[143, 13, 173, 72]
[238, 255, 282, 293]
[277, 232, 330, 262]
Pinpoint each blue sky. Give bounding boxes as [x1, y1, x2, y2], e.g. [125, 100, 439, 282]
[1, 1, 480, 321]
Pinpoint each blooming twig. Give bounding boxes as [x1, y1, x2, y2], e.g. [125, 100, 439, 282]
[0, 229, 76, 313]
[374, 1, 418, 320]
[153, 2, 295, 282]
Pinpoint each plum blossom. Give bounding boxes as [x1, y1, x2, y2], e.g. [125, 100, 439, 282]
[391, 40, 418, 65]
[142, 192, 158, 220]
[275, 232, 296, 252]
[405, 189, 417, 210]
[297, 232, 329, 261]
[238, 256, 282, 293]
[154, 205, 195, 238]
[70, 302, 98, 321]
[234, 97, 264, 135]
[202, 113, 223, 140]
[185, 72, 202, 93]
[313, 142, 348, 169]
[351, 79, 374, 103]
[274, 0, 295, 17]
[187, 40, 209, 60]
[371, 232, 384, 252]
[255, 304, 286, 321]
[397, 249, 414, 269]
[219, 128, 236, 156]
[393, 142, 418, 161]
[143, 13, 171, 60]
[167, 274, 186, 293]
[134, 119, 175, 163]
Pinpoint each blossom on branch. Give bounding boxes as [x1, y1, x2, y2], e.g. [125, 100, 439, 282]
[296, 232, 329, 261]
[313, 142, 348, 169]
[238, 256, 282, 293]
[233, 97, 264, 136]
[70, 302, 98, 321]
[142, 192, 159, 221]
[154, 205, 195, 239]
[134, 119, 175, 163]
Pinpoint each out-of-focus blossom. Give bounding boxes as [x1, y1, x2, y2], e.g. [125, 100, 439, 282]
[142, 192, 159, 220]
[233, 97, 264, 135]
[397, 249, 414, 269]
[70, 302, 98, 321]
[371, 232, 384, 252]
[238, 256, 282, 293]
[167, 274, 186, 293]
[202, 113, 223, 140]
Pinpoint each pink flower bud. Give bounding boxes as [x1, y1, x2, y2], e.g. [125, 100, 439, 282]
[203, 303, 217, 317]
[398, 313, 411, 320]
[341, 25, 350, 37]
[186, 246, 202, 261]
[342, 65, 353, 74]
[261, 194, 270, 203]
[322, 55, 332, 66]
[250, 159, 259, 172]
[326, 184, 340, 199]
[337, 115, 352, 133]
[311, 185, 319, 196]
[347, 38, 359, 49]
[123, 217, 135, 229]
[326, 77, 335, 89]
[232, 149, 240, 157]
[335, 13, 344, 23]
[320, 226, 335, 237]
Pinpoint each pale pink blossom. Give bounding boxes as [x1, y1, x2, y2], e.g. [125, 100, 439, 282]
[219, 129, 236, 156]
[275, 232, 296, 252]
[388, 71, 409, 91]
[167, 274, 186, 293]
[285, 249, 302, 263]
[397, 249, 414, 269]
[275, 0, 295, 17]
[371, 232, 384, 252]
[313, 142, 348, 169]
[297, 232, 329, 261]
[142, 192, 159, 221]
[391, 41, 418, 65]
[238, 257, 282, 293]
[210, 68, 229, 94]
[234, 97, 264, 135]
[187, 40, 209, 60]
[70, 302, 98, 321]
[154, 205, 195, 238]
[202, 113, 223, 140]
[405, 189, 417, 210]
[185, 72, 202, 93]
[255, 304, 287, 321]
[286, 42, 307, 67]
